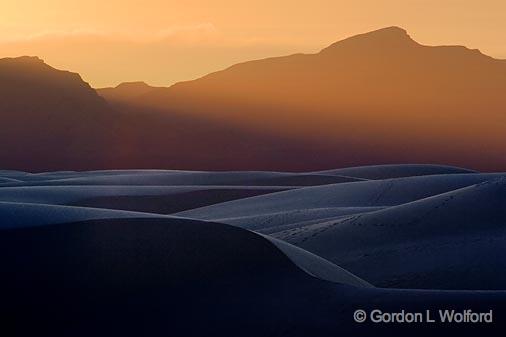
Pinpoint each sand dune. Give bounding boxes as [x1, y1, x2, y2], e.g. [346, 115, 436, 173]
[0, 201, 167, 229]
[265, 235, 371, 286]
[0, 177, 22, 184]
[0, 170, 358, 187]
[273, 178, 506, 289]
[1, 217, 357, 336]
[0, 185, 291, 213]
[2, 216, 506, 336]
[312, 164, 475, 179]
[0, 201, 371, 288]
[176, 173, 506, 220]
[215, 206, 384, 232]
[2, 165, 506, 335]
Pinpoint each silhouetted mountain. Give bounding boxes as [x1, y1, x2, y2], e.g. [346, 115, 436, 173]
[3, 27, 506, 171]
[129, 26, 506, 171]
[97, 82, 159, 104]
[0, 56, 116, 170]
[0, 56, 109, 113]
[0, 57, 339, 171]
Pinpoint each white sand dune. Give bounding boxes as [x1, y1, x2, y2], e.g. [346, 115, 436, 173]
[312, 164, 476, 179]
[0, 201, 370, 288]
[176, 172, 506, 220]
[0, 185, 287, 205]
[0, 170, 359, 187]
[0, 170, 32, 178]
[214, 206, 383, 232]
[2, 166, 506, 292]
[3, 170, 282, 182]
[265, 235, 372, 286]
[0, 201, 169, 229]
[2, 207, 506, 337]
[0, 177, 22, 184]
[273, 178, 506, 289]
[2, 166, 506, 336]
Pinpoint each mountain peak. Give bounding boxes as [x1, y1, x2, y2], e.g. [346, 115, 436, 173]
[372, 26, 408, 35]
[320, 26, 416, 54]
[0, 55, 108, 115]
[8, 55, 45, 63]
[115, 81, 153, 89]
[0, 56, 50, 70]
[97, 81, 161, 102]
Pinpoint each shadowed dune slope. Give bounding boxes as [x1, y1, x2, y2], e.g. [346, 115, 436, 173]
[0, 201, 169, 229]
[2, 217, 506, 336]
[0, 185, 292, 213]
[0, 217, 372, 336]
[0, 204, 369, 287]
[0, 171, 358, 187]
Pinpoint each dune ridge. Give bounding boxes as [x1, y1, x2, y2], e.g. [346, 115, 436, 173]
[2, 164, 506, 335]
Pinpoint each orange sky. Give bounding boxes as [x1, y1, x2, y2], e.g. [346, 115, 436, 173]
[1, 0, 505, 87]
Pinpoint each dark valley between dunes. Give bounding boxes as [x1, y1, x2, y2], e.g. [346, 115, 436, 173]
[1, 26, 506, 337]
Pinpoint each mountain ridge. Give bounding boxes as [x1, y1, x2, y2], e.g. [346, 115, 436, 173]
[2, 26, 506, 171]
[101, 26, 503, 93]
[0, 55, 347, 171]
[122, 26, 506, 171]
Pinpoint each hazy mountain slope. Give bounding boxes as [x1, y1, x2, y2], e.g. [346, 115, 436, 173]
[0, 56, 108, 114]
[0, 57, 348, 171]
[134, 27, 506, 171]
[0, 56, 116, 169]
[4, 26, 506, 171]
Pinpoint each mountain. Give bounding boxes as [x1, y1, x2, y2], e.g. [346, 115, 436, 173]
[124, 26, 506, 171]
[0, 56, 116, 170]
[0, 56, 108, 114]
[0, 57, 340, 171]
[3, 27, 506, 171]
[97, 81, 160, 104]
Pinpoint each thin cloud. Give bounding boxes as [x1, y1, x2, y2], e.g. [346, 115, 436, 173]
[0, 24, 218, 44]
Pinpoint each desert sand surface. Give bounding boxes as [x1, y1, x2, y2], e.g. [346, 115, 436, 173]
[2, 164, 506, 336]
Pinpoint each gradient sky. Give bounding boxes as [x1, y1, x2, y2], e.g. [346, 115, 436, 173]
[2, 0, 505, 87]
